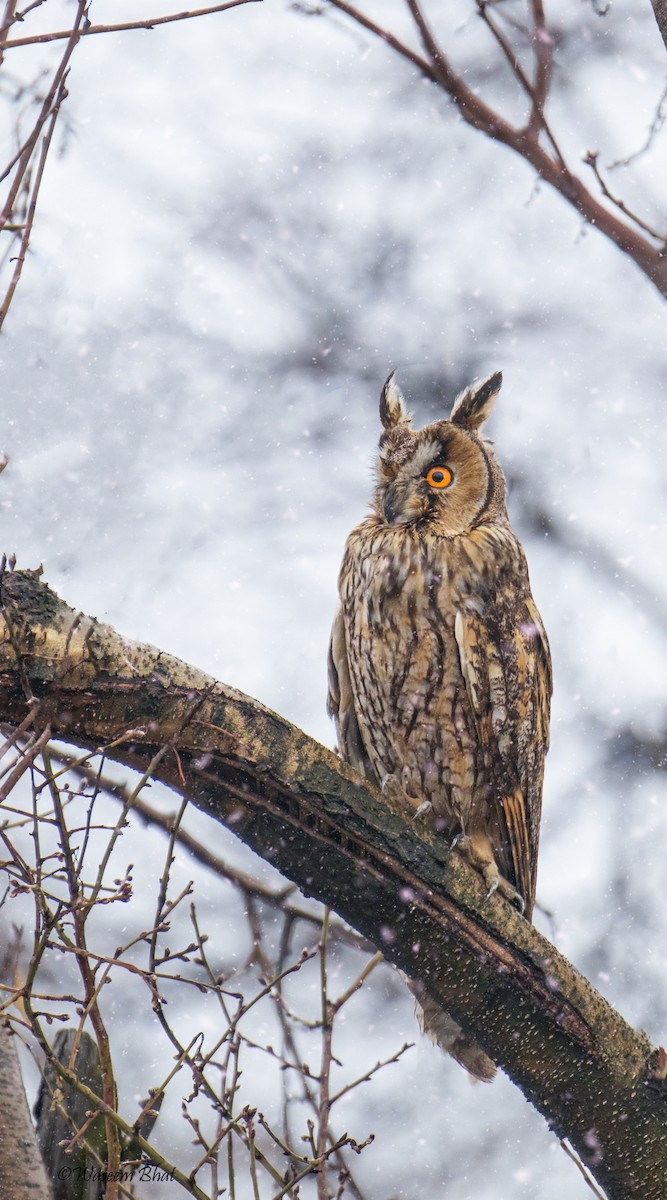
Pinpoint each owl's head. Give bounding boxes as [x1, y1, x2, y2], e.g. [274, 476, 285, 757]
[373, 371, 508, 535]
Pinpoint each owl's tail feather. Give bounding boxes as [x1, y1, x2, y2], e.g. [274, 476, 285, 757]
[413, 989, 497, 1082]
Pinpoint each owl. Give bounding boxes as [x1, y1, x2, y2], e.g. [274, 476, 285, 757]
[327, 369, 552, 1079]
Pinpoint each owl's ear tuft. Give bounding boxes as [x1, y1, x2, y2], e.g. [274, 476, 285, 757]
[380, 371, 411, 430]
[450, 370, 503, 432]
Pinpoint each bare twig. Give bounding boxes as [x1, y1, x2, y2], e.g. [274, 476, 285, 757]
[46, 743, 375, 952]
[43, 746, 123, 1198]
[1, 0, 261, 49]
[610, 80, 667, 169]
[316, 908, 332, 1200]
[584, 149, 667, 244]
[0, 0, 18, 67]
[318, 0, 435, 77]
[559, 1139, 608, 1200]
[0, 73, 68, 329]
[0, 0, 87, 328]
[319, 0, 667, 298]
[329, 1042, 412, 1106]
[0, 725, 50, 802]
[529, 0, 552, 135]
[0, 1, 86, 224]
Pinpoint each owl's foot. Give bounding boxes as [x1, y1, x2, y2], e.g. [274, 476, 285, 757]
[381, 773, 404, 802]
[482, 864, 525, 915]
[381, 775, 432, 820]
[455, 831, 525, 914]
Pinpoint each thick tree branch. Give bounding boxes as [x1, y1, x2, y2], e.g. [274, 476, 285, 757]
[0, 569, 665, 1200]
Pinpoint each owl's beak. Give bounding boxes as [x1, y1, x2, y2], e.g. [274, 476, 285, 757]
[383, 483, 424, 525]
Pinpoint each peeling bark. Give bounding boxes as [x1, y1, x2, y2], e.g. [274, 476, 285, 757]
[0, 569, 665, 1200]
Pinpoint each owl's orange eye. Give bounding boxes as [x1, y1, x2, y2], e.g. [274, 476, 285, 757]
[426, 466, 453, 489]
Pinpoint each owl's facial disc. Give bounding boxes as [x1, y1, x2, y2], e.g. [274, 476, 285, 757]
[378, 424, 492, 534]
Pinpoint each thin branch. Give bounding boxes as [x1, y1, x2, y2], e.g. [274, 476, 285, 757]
[43, 746, 122, 1197]
[319, 0, 667, 298]
[529, 1, 552, 129]
[316, 908, 332, 1200]
[1, 0, 261, 50]
[0, 0, 18, 66]
[329, 1041, 412, 1107]
[45, 744, 375, 951]
[609, 80, 667, 169]
[0, 74, 68, 330]
[0, 0, 87, 330]
[320, 0, 436, 79]
[559, 1139, 608, 1200]
[0, 707, 36, 758]
[0, 1, 86, 228]
[18, 1013, 213, 1200]
[475, 0, 560, 160]
[0, 725, 50, 801]
[584, 149, 667, 244]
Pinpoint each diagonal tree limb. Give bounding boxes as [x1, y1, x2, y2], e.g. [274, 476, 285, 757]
[0, 568, 665, 1200]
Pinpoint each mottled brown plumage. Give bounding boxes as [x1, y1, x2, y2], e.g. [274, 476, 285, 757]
[328, 370, 551, 1079]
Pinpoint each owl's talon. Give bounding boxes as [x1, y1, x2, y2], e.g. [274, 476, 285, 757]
[484, 866, 525, 913]
[381, 773, 403, 801]
[453, 832, 527, 914]
[501, 883, 525, 915]
[481, 861, 501, 899]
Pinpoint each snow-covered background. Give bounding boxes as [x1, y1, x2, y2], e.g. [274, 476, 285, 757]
[1, 1, 666, 1197]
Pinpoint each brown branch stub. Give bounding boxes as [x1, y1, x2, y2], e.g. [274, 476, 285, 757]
[0, 570, 665, 1200]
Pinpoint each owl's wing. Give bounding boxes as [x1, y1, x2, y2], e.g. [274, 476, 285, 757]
[454, 595, 551, 917]
[327, 608, 373, 779]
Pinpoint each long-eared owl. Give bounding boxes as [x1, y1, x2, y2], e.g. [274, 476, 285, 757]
[327, 370, 552, 1080]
